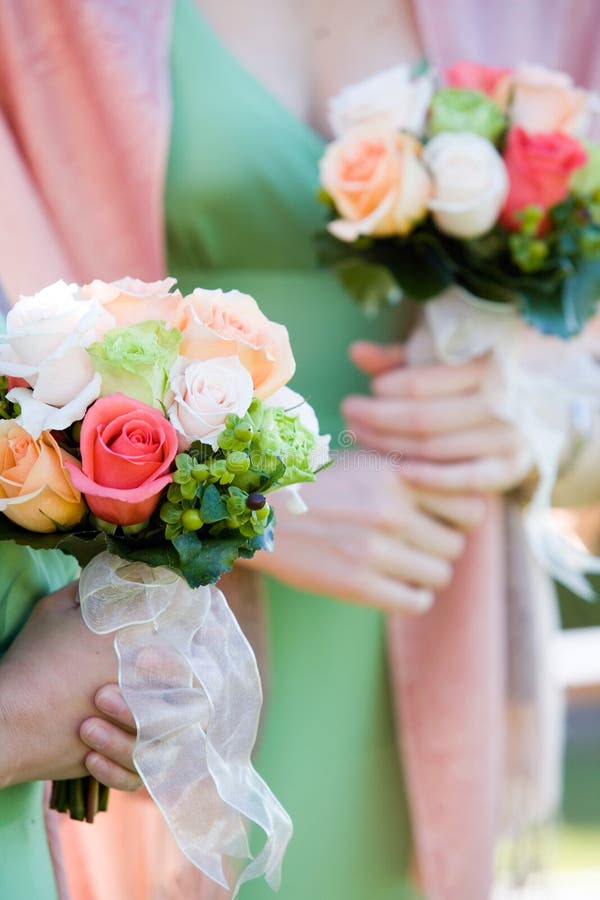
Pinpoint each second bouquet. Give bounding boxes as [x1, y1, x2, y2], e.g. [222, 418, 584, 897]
[0, 277, 329, 895]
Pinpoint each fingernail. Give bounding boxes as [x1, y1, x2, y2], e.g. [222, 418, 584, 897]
[96, 686, 127, 718]
[81, 720, 109, 748]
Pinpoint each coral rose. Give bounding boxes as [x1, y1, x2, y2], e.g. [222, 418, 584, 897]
[321, 127, 431, 242]
[445, 62, 512, 108]
[174, 288, 295, 400]
[501, 128, 587, 232]
[0, 422, 85, 532]
[64, 394, 178, 526]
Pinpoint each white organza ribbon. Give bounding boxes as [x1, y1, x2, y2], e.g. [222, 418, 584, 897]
[79, 551, 292, 895]
[407, 286, 600, 597]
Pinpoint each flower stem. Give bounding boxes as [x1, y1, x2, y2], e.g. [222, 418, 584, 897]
[85, 777, 99, 823]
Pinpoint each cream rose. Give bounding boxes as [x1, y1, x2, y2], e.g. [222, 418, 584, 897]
[0, 280, 104, 433]
[508, 64, 592, 135]
[0, 422, 85, 532]
[82, 276, 182, 330]
[329, 65, 434, 138]
[168, 356, 254, 450]
[321, 127, 432, 242]
[174, 288, 295, 400]
[424, 132, 508, 238]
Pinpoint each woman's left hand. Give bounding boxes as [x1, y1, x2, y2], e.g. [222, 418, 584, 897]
[342, 341, 533, 494]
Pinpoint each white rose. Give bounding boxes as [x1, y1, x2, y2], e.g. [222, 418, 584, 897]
[329, 65, 435, 138]
[167, 356, 254, 450]
[424, 133, 508, 239]
[0, 280, 107, 430]
[8, 375, 102, 440]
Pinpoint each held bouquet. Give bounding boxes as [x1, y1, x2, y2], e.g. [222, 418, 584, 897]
[319, 61, 600, 337]
[0, 277, 328, 893]
[318, 62, 600, 593]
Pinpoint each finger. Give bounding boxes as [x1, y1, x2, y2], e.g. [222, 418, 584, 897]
[404, 508, 466, 560]
[414, 490, 487, 530]
[373, 357, 488, 399]
[80, 717, 137, 773]
[349, 341, 407, 376]
[84, 751, 142, 792]
[95, 685, 136, 731]
[349, 422, 522, 462]
[343, 392, 492, 437]
[402, 451, 533, 493]
[356, 571, 434, 614]
[368, 532, 453, 590]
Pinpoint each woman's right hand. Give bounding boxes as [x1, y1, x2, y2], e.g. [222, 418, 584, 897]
[244, 452, 468, 613]
[0, 582, 141, 792]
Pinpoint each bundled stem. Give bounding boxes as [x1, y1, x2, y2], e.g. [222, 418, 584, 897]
[49, 777, 109, 823]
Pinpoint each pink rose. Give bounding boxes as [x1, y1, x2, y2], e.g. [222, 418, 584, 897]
[83, 277, 182, 330]
[320, 127, 431, 241]
[174, 288, 295, 400]
[501, 128, 587, 232]
[446, 62, 512, 108]
[508, 64, 591, 135]
[64, 393, 178, 526]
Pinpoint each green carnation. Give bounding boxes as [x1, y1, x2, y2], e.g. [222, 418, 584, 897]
[571, 141, 600, 197]
[88, 320, 182, 408]
[428, 88, 507, 144]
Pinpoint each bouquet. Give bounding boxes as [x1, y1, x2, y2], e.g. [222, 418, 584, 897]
[318, 62, 600, 592]
[0, 277, 329, 893]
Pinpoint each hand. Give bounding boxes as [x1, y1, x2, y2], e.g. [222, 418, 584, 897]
[245, 452, 466, 614]
[0, 583, 141, 791]
[343, 341, 533, 494]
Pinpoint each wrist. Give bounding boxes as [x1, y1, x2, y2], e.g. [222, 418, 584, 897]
[0, 673, 23, 788]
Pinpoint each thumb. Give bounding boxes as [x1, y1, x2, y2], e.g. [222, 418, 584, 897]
[349, 341, 406, 376]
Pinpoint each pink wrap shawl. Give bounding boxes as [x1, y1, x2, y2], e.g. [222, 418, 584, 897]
[0, 1, 579, 897]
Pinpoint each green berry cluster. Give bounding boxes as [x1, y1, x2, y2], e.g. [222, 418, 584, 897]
[159, 397, 317, 545]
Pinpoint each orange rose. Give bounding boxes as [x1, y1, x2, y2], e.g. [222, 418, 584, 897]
[320, 126, 431, 242]
[0, 422, 85, 532]
[174, 288, 295, 400]
[82, 277, 182, 329]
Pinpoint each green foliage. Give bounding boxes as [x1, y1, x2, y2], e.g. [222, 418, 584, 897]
[318, 191, 600, 338]
[0, 376, 21, 420]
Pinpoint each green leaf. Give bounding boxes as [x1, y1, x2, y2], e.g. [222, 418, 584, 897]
[335, 258, 402, 309]
[519, 258, 600, 337]
[199, 483, 228, 523]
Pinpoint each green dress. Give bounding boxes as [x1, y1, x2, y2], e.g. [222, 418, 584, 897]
[0, 538, 77, 900]
[167, 3, 416, 898]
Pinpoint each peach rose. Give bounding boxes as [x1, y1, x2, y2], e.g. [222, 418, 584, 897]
[0, 422, 85, 532]
[83, 277, 182, 330]
[508, 64, 591, 135]
[321, 127, 432, 242]
[174, 289, 295, 400]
